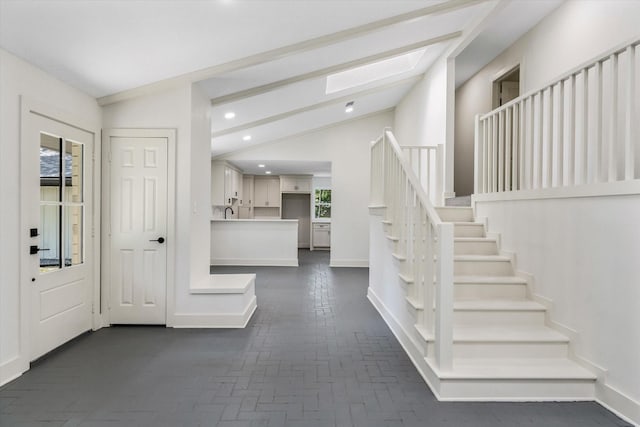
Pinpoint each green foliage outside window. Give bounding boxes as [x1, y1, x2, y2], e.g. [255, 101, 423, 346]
[314, 189, 331, 219]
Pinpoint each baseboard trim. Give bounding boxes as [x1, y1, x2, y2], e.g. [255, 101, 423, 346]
[172, 296, 257, 328]
[211, 258, 298, 267]
[367, 287, 442, 400]
[0, 356, 25, 387]
[596, 383, 640, 426]
[330, 259, 368, 268]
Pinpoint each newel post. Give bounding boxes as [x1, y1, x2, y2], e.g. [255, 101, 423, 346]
[434, 222, 454, 371]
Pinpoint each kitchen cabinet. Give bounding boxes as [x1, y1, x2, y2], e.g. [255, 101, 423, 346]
[239, 175, 254, 219]
[280, 175, 312, 193]
[312, 223, 330, 249]
[254, 176, 280, 207]
[211, 161, 242, 206]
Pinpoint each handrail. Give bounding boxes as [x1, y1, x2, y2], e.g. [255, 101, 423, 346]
[480, 36, 640, 120]
[475, 37, 640, 194]
[385, 130, 443, 226]
[370, 128, 454, 371]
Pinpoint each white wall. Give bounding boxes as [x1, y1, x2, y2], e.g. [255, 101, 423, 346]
[455, 0, 640, 196]
[395, 57, 454, 199]
[0, 49, 102, 385]
[475, 195, 640, 424]
[102, 83, 213, 319]
[395, 59, 447, 148]
[221, 111, 394, 267]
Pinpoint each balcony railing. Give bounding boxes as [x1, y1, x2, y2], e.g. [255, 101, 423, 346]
[475, 38, 640, 194]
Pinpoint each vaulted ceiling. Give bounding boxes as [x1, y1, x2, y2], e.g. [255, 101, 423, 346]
[0, 0, 562, 158]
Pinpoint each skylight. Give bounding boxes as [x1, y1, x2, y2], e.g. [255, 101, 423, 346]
[326, 50, 425, 94]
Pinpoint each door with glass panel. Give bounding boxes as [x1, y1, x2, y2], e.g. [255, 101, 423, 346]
[25, 113, 93, 361]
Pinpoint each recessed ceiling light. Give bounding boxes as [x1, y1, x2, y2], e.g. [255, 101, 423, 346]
[224, 112, 236, 120]
[242, 135, 252, 141]
[345, 101, 354, 113]
[265, 171, 272, 175]
[258, 164, 265, 168]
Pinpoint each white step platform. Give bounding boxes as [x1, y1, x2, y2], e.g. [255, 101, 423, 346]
[173, 274, 257, 328]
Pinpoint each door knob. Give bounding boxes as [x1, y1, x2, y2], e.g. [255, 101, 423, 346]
[149, 237, 165, 244]
[30, 246, 49, 255]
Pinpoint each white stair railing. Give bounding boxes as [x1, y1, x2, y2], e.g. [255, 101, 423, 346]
[475, 37, 640, 194]
[371, 129, 454, 371]
[401, 145, 445, 206]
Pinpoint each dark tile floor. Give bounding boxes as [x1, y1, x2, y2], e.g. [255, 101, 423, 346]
[0, 250, 631, 426]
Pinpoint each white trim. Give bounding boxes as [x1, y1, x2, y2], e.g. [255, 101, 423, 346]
[473, 180, 640, 205]
[330, 259, 369, 268]
[596, 384, 640, 427]
[367, 287, 443, 399]
[172, 296, 257, 328]
[101, 129, 177, 327]
[0, 356, 24, 387]
[211, 258, 298, 267]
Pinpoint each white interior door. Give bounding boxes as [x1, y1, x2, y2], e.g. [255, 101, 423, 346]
[23, 113, 94, 361]
[108, 136, 168, 324]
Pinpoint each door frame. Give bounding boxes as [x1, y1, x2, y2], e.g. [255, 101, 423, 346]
[101, 129, 176, 326]
[19, 95, 102, 371]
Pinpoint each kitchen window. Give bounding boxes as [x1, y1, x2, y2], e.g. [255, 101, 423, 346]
[314, 189, 331, 219]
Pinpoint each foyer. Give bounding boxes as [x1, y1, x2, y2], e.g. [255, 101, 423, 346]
[0, 251, 629, 426]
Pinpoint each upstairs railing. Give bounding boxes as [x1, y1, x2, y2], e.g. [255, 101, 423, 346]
[401, 145, 444, 206]
[371, 129, 454, 371]
[475, 38, 640, 195]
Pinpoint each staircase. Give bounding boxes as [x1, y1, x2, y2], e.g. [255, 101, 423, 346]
[383, 204, 596, 399]
[369, 129, 596, 401]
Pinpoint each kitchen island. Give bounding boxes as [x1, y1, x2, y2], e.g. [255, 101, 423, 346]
[211, 219, 299, 266]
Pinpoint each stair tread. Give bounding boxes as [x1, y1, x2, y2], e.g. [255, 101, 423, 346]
[414, 324, 433, 341]
[391, 253, 406, 261]
[454, 324, 569, 342]
[406, 296, 424, 310]
[398, 273, 414, 284]
[434, 358, 596, 380]
[385, 235, 399, 241]
[454, 276, 527, 284]
[454, 300, 545, 311]
[454, 237, 497, 242]
[453, 221, 484, 226]
[455, 255, 511, 261]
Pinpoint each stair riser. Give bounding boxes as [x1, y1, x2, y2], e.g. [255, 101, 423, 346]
[454, 241, 498, 255]
[454, 224, 485, 238]
[454, 284, 528, 300]
[427, 342, 569, 359]
[454, 310, 546, 326]
[438, 379, 595, 400]
[436, 208, 474, 222]
[454, 260, 514, 276]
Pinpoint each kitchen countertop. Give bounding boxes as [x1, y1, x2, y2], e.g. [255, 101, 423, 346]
[211, 218, 298, 222]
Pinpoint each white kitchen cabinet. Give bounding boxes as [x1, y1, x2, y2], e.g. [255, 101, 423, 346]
[211, 161, 243, 206]
[254, 176, 280, 207]
[312, 223, 331, 249]
[280, 175, 312, 193]
[239, 175, 254, 219]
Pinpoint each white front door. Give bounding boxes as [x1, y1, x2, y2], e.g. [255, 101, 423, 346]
[107, 135, 168, 324]
[23, 113, 94, 361]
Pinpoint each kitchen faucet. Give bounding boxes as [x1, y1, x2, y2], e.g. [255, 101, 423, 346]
[224, 206, 234, 219]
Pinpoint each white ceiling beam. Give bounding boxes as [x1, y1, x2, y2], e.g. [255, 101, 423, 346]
[97, 0, 484, 106]
[210, 31, 462, 106]
[213, 107, 395, 159]
[211, 75, 421, 138]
